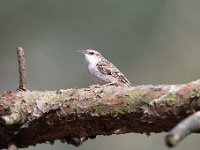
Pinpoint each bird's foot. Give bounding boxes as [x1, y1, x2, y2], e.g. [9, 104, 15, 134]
[103, 82, 119, 87]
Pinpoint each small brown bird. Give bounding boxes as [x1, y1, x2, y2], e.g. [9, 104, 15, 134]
[80, 49, 132, 86]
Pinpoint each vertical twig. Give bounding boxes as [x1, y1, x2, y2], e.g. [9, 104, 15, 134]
[16, 47, 27, 91]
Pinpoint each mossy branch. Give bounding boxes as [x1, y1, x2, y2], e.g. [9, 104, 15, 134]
[0, 80, 200, 149]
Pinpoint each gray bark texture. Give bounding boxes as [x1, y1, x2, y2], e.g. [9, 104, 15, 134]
[0, 79, 200, 149]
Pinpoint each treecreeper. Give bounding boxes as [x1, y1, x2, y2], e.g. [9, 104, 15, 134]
[80, 49, 132, 86]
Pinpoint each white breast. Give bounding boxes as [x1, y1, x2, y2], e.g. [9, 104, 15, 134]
[84, 54, 110, 85]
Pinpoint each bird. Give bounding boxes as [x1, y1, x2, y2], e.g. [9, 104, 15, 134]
[79, 49, 132, 87]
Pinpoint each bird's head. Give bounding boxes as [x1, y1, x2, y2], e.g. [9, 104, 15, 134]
[79, 49, 102, 65]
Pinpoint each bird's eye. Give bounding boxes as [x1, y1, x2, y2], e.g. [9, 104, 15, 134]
[89, 52, 94, 55]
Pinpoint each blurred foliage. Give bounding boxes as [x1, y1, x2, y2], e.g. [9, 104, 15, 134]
[0, 0, 200, 150]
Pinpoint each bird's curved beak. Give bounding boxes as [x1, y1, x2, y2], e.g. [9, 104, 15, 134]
[78, 50, 85, 54]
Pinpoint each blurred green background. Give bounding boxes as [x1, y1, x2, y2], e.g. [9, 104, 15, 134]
[0, 0, 200, 150]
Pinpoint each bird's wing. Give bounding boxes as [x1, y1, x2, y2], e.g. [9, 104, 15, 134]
[97, 59, 132, 86]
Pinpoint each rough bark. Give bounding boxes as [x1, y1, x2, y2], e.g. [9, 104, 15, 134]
[0, 79, 200, 149]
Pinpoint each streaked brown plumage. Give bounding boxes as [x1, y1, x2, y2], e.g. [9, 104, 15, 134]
[81, 49, 132, 86]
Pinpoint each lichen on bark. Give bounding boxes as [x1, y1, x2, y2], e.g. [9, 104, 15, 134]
[0, 80, 200, 148]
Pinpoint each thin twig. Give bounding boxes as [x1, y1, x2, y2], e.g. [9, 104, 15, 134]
[16, 47, 26, 91]
[165, 111, 200, 147]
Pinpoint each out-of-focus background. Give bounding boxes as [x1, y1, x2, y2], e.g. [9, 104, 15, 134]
[0, 0, 200, 150]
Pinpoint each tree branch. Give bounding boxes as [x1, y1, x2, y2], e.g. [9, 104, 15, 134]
[16, 47, 26, 91]
[0, 80, 200, 149]
[166, 111, 200, 147]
